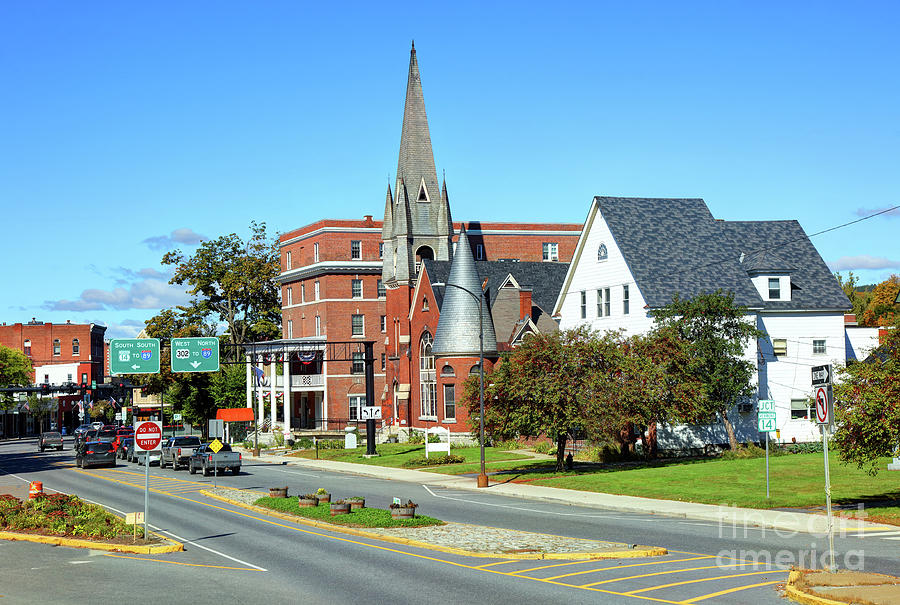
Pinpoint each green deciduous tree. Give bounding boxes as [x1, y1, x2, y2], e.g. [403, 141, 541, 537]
[0, 345, 32, 412]
[833, 325, 900, 474]
[650, 290, 761, 451]
[162, 221, 281, 357]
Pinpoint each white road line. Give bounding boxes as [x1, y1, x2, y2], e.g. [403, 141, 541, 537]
[421, 484, 640, 518]
[678, 522, 720, 527]
[0, 464, 267, 572]
[882, 536, 900, 541]
[268, 468, 322, 478]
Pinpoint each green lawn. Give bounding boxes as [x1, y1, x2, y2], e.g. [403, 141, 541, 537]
[287, 443, 529, 468]
[496, 454, 900, 522]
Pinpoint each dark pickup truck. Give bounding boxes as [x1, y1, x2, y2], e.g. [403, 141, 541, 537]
[160, 435, 202, 470]
[188, 443, 242, 476]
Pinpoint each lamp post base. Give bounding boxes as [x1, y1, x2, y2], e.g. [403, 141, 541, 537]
[476, 473, 489, 488]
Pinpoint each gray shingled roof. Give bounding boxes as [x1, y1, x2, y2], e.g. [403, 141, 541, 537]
[425, 260, 570, 318]
[721, 221, 851, 311]
[739, 248, 795, 274]
[432, 228, 498, 356]
[595, 197, 764, 309]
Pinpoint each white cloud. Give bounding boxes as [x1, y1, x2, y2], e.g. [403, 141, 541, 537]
[829, 255, 900, 271]
[96, 319, 146, 339]
[45, 277, 189, 312]
[855, 206, 900, 218]
[141, 228, 207, 251]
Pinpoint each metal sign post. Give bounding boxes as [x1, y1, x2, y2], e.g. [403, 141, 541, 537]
[134, 420, 162, 543]
[812, 366, 835, 571]
[758, 399, 776, 500]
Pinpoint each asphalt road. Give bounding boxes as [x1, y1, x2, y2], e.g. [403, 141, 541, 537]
[1, 438, 897, 604]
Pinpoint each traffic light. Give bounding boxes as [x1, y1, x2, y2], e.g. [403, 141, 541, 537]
[41, 383, 50, 395]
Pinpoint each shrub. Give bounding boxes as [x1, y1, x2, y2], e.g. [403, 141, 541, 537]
[720, 444, 767, 460]
[407, 431, 425, 445]
[402, 453, 466, 467]
[579, 444, 626, 463]
[532, 441, 555, 455]
[493, 439, 521, 450]
[293, 437, 314, 450]
[781, 441, 824, 454]
[273, 432, 285, 447]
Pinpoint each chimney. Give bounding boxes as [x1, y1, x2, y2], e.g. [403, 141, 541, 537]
[519, 288, 533, 321]
[363, 214, 374, 227]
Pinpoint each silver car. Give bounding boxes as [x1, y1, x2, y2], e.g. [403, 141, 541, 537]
[134, 448, 161, 465]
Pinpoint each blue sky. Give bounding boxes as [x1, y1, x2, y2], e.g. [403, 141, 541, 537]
[2, 1, 898, 338]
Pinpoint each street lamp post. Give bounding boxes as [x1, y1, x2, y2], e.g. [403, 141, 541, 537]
[435, 281, 489, 488]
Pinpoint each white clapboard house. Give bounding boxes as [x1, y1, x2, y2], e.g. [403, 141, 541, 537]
[553, 196, 851, 449]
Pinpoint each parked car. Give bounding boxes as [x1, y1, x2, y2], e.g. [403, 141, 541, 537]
[188, 443, 242, 476]
[111, 427, 134, 452]
[39, 431, 64, 451]
[134, 447, 162, 466]
[95, 427, 117, 443]
[118, 437, 134, 460]
[161, 435, 202, 470]
[75, 440, 116, 468]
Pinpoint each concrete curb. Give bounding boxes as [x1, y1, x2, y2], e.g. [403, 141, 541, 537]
[0, 529, 183, 554]
[201, 489, 666, 560]
[247, 453, 897, 535]
[784, 570, 852, 605]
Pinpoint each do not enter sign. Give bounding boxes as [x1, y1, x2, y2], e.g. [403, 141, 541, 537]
[134, 421, 163, 451]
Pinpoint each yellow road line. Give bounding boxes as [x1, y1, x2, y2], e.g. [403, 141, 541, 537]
[626, 570, 784, 594]
[475, 560, 518, 568]
[69, 468, 708, 604]
[518, 555, 715, 575]
[665, 548, 775, 565]
[103, 553, 262, 571]
[679, 579, 780, 604]
[579, 565, 763, 587]
[549, 562, 733, 582]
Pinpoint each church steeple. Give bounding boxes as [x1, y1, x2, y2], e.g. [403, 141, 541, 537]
[383, 43, 453, 287]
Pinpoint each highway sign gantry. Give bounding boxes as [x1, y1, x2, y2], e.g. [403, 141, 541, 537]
[171, 337, 220, 373]
[110, 339, 161, 375]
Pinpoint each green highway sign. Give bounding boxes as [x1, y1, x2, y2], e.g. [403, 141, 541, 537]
[757, 410, 776, 432]
[110, 339, 161, 375]
[758, 399, 776, 413]
[171, 337, 220, 373]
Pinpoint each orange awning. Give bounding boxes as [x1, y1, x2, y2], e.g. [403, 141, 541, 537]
[216, 408, 254, 422]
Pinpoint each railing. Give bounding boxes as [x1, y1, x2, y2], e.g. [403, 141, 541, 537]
[273, 374, 325, 388]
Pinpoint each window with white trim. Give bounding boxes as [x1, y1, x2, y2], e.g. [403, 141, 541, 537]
[419, 332, 436, 418]
[315, 315, 321, 336]
[596, 289, 603, 317]
[287, 320, 293, 338]
[349, 394, 365, 420]
[813, 339, 826, 355]
[351, 352, 364, 374]
[351, 279, 363, 299]
[791, 398, 811, 420]
[313, 243, 319, 262]
[301, 284, 305, 303]
[350, 240, 361, 260]
[286, 250, 292, 270]
[597, 243, 608, 261]
[476, 244, 484, 260]
[768, 278, 781, 300]
[314, 281, 320, 300]
[377, 279, 386, 298]
[287, 287, 293, 306]
[580, 291, 586, 319]
[603, 287, 610, 317]
[23, 339, 31, 356]
[379, 242, 384, 258]
[623, 285, 630, 315]
[542, 242, 559, 262]
[351, 314, 364, 336]
[772, 338, 787, 356]
[380, 315, 387, 333]
[443, 384, 456, 421]
[380, 353, 386, 371]
[72, 338, 80, 355]
[53, 339, 60, 356]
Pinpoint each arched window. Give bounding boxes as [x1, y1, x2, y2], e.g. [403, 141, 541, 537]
[441, 364, 455, 377]
[72, 338, 80, 355]
[52, 339, 61, 356]
[469, 363, 482, 377]
[23, 339, 32, 356]
[419, 332, 436, 418]
[598, 243, 608, 261]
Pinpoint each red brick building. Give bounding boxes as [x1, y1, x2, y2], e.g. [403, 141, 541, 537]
[270, 45, 580, 436]
[0, 319, 106, 434]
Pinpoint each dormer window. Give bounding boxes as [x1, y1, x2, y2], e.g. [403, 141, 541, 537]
[598, 243, 608, 261]
[768, 278, 781, 300]
[417, 178, 430, 202]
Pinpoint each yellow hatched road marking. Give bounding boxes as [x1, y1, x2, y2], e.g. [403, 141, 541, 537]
[626, 570, 784, 594]
[73, 468, 685, 604]
[475, 560, 518, 568]
[520, 555, 714, 576]
[103, 553, 263, 571]
[579, 565, 763, 587]
[679, 580, 780, 604]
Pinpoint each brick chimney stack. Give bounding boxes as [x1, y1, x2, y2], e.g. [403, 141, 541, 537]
[519, 288, 533, 321]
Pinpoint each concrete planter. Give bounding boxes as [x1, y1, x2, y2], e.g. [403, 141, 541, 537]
[390, 506, 416, 520]
[298, 497, 318, 508]
[316, 493, 331, 504]
[330, 502, 350, 516]
[347, 499, 365, 511]
[269, 487, 288, 498]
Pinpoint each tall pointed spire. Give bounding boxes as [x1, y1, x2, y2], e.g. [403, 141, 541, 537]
[433, 227, 498, 357]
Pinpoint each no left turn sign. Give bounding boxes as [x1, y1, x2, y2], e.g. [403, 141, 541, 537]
[815, 386, 831, 425]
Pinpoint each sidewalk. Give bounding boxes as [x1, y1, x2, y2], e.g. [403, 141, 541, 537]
[237, 448, 896, 535]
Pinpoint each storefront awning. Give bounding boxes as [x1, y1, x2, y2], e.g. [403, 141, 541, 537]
[216, 407, 254, 422]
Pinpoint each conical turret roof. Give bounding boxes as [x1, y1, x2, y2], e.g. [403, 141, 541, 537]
[433, 227, 498, 357]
